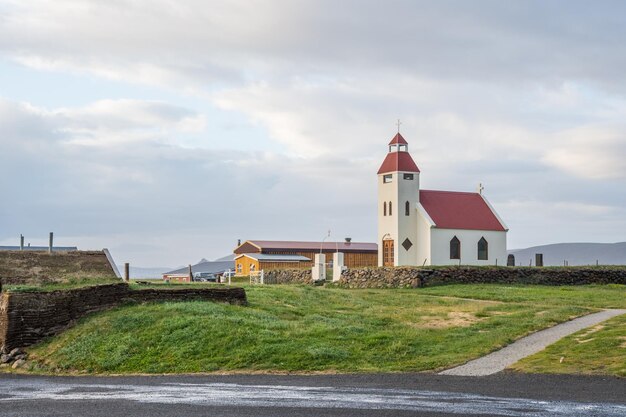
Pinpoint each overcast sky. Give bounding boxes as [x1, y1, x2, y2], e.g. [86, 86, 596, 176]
[1, 0, 625, 267]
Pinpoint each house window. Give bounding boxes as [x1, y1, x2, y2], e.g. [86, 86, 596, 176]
[383, 201, 387, 216]
[450, 236, 461, 260]
[383, 174, 392, 183]
[403, 173, 414, 180]
[478, 237, 488, 260]
[236, 263, 242, 273]
[250, 263, 256, 272]
[405, 201, 410, 216]
[389, 201, 392, 216]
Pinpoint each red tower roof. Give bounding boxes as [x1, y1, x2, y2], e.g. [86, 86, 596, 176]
[377, 152, 420, 174]
[388, 133, 408, 145]
[419, 190, 506, 231]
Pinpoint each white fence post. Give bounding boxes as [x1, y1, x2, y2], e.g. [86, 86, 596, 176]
[332, 252, 344, 282]
[312, 253, 326, 281]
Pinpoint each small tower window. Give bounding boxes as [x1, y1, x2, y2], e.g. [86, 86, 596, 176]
[450, 236, 461, 260]
[405, 201, 410, 216]
[478, 237, 488, 260]
[389, 201, 392, 216]
[383, 201, 387, 216]
[403, 173, 414, 180]
[383, 174, 392, 183]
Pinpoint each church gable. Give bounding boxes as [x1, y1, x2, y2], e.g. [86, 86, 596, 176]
[419, 190, 506, 232]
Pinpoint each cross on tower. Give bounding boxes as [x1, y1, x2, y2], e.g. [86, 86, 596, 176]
[478, 183, 485, 195]
[396, 119, 402, 133]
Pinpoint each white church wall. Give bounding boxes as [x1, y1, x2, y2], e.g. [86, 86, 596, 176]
[430, 228, 507, 266]
[396, 171, 419, 266]
[377, 173, 398, 265]
[415, 205, 433, 266]
[377, 171, 420, 266]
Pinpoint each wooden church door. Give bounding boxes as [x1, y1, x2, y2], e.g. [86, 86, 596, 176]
[383, 239, 394, 266]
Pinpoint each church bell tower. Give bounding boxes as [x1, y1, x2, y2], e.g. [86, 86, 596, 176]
[377, 132, 420, 267]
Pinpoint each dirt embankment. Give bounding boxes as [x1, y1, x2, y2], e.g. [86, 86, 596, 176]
[0, 251, 118, 285]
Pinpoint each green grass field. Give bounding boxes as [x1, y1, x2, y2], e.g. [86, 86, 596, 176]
[21, 284, 625, 375]
[510, 314, 626, 377]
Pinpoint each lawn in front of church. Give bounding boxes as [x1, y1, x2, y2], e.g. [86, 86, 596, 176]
[21, 284, 625, 375]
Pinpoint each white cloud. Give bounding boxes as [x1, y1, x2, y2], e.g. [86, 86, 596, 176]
[2, 1, 626, 264]
[542, 126, 626, 179]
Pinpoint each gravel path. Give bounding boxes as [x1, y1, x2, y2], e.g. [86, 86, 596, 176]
[439, 309, 626, 376]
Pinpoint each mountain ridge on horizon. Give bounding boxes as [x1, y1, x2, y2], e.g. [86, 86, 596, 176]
[508, 241, 626, 266]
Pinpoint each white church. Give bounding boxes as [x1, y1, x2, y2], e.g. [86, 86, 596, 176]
[377, 132, 508, 267]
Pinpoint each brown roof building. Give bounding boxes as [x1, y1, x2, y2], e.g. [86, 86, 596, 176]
[233, 240, 378, 275]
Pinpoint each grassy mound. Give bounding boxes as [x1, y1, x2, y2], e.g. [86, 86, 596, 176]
[510, 314, 626, 377]
[23, 284, 625, 375]
[0, 250, 118, 288]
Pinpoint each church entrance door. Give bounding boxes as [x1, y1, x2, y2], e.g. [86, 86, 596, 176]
[383, 239, 394, 267]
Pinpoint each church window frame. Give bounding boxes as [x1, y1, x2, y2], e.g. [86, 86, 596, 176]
[403, 173, 414, 180]
[389, 201, 392, 216]
[236, 263, 242, 274]
[478, 237, 489, 260]
[450, 236, 461, 260]
[405, 201, 410, 216]
[383, 174, 393, 183]
[383, 201, 387, 216]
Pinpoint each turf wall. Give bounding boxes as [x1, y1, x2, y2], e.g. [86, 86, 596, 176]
[0, 283, 247, 352]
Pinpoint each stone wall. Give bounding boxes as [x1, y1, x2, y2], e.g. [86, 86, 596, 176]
[337, 266, 626, 288]
[264, 269, 313, 284]
[0, 283, 247, 352]
[338, 267, 423, 288]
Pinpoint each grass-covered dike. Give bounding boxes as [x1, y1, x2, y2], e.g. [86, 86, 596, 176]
[20, 283, 625, 375]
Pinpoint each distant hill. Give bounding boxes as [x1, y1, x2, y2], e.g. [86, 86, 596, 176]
[508, 242, 626, 266]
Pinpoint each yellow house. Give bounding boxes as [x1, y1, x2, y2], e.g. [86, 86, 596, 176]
[234, 253, 310, 276]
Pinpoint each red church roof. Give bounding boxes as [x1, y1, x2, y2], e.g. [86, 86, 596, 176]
[419, 190, 506, 231]
[377, 152, 420, 174]
[388, 133, 408, 145]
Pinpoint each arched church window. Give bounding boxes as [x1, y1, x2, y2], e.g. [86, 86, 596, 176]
[389, 201, 392, 216]
[450, 236, 461, 260]
[383, 201, 387, 216]
[405, 201, 410, 216]
[478, 237, 488, 260]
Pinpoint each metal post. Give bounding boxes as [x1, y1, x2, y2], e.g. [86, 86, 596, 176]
[124, 263, 130, 282]
[49, 232, 54, 253]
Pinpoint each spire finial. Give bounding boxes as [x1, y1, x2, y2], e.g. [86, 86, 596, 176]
[478, 183, 485, 195]
[396, 119, 402, 134]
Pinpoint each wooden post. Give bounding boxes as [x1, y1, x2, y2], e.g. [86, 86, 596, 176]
[124, 263, 130, 282]
[188, 264, 193, 282]
[535, 253, 543, 267]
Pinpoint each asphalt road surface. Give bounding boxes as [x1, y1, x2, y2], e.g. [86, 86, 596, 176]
[1, 373, 624, 417]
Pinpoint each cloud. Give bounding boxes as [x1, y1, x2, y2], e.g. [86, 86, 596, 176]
[542, 125, 626, 179]
[1, 1, 626, 264]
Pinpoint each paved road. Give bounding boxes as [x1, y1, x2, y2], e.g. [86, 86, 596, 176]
[1, 373, 624, 417]
[441, 309, 626, 376]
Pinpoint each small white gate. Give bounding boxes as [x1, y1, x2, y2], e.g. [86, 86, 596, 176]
[250, 270, 265, 285]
